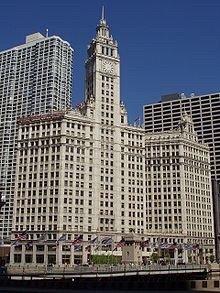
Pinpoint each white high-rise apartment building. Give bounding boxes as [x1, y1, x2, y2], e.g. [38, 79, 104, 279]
[9, 13, 215, 267]
[0, 32, 73, 239]
[143, 93, 220, 261]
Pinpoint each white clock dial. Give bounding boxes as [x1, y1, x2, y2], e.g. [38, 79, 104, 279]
[102, 61, 114, 74]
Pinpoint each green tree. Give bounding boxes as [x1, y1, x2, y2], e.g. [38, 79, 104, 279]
[209, 255, 215, 263]
[150, 252, 159, 264]
[91, 254, 121, 265]
[164, 252, 171, 264]
[188, 255, 192, 263]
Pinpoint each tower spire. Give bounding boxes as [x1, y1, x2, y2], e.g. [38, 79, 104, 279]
[97, 6, 109, 37]
[101, 6, 105, 20]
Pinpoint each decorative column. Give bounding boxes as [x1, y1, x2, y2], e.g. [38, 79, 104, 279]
[70, 245, 74, 266]
[183, 248, 188, 264]
[32, 244, 36, 265]
[57, 244, 62, 266]
[82, 245, 88, 264]
[44, 245, 48, 266]
[174, 248, 178, 266]
[21, 244, 25, 265]
[196, 248, 200, 264]
[203, 248, 207, 264]
[10, 245, 14, 264]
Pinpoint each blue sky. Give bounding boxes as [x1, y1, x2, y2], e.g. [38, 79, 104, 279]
[1, 0, 220, 122]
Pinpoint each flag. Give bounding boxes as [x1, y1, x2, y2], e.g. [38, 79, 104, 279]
[56, 234, 66, 245]
[25, 241, 33, 250]
[160, 242, 170, 249]
[38, 234, 46, 242]
[114, 237, 125, 251]
[11, 240, 20, 246]
[151, 242, 158, 249]
[117, 237, 125, 247]
[74, 244, 82, 251]
[15, 230, 27, 241]
[141, 240, 149, 248]
[58, 234, 66, 241]
[192, 244, 200, 251]
[71, 235, 83, 246]
[134, 117, 140, 123]
[182, 243, 192, 250]
[169, 242, 178, 250]
[89, 236, 99, 245]
[85, 236, 99, 251]
[85, 245, 91, 252]
[178, 243, 183, 249]
[101, 236, 113, 246]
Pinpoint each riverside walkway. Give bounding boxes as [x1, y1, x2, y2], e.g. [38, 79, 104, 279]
[1, 264, 212, 291]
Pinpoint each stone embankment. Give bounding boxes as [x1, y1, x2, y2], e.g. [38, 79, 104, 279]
[189, 263, 220, 292]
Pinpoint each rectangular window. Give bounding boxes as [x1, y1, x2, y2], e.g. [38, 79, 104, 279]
[25, 254, 33, 263]
[36, 254, 44, 264]
[14, 254, 21, 263]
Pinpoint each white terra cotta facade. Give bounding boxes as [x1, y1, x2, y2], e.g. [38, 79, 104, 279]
[10, 12, 215, 268]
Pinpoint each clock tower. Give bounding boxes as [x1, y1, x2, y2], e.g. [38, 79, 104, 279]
[85, 7, 124, 126]
[84, 9, 128, 234]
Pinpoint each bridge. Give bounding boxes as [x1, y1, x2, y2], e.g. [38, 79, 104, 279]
[49, 264, 208, 278]
[7, 264, 208, 279]
[1, 264, 210, 291]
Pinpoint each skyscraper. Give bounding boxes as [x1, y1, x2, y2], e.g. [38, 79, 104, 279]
[143, 92, 220, 261]
[0, 32, 73, 239]
[9, 12, 215, 267]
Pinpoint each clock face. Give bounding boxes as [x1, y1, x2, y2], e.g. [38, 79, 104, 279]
[102, 61, 114, 74]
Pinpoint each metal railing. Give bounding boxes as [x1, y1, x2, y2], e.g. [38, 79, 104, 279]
[7, 263, 208, 278]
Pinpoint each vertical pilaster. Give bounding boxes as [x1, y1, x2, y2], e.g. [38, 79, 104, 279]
[44, 245, 48, 266]
[21, 244, 25, 265]
[174, 248, 178, 266]
[70, 245, 75, 266]
[10, 246, 15, 264]
[183, 248, 188, 264]
[32, 245, 36, 264]
[57, 243, 62, 266]
[82, 246, 88, 264]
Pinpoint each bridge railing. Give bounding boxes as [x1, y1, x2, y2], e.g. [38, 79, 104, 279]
[7, 263, 208, 276]
[72, 264, 207, 274]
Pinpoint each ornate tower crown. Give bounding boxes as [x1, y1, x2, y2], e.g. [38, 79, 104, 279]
[96, 6, 111, 39]
[84, 8, 124, 125]
[178, 111, 197, 141]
